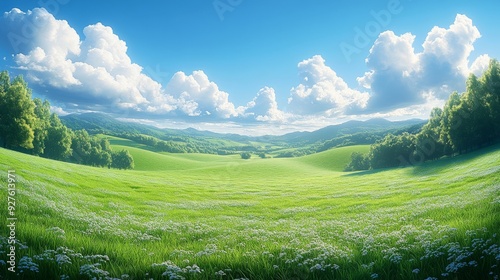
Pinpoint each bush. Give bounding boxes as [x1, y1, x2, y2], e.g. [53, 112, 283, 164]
[240, 152, 251, 159]
[111, 149, 134, 169]
[345, 152, 370, 171]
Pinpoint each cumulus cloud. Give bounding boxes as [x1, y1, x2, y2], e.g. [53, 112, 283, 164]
[164, 71, 237, 118]
[288, 55, 369, 116]
[241, 87, 285, 122]
[418, 14, 481, 97]
[357, 31, 420, 111]
[50, 105, 70, 116]
[0, 7, 241, 120]
[0, 8, 492, 131]
[358, 14, 486, 112]
[3, 8, 81, 88]
[469, 54, 491, 77]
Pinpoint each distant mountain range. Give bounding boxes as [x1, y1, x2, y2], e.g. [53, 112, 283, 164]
[61, 113, 426, 155]
[272, 118, 425, 144]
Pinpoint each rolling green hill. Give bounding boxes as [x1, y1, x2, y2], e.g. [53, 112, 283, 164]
[105, 135, 243, 171]
[105, 134, 370, 172]
[296, 145, 371, 171]
[0, 146, 499, 279]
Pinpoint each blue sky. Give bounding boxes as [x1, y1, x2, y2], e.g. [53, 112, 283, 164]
[0, 0, 499, 135]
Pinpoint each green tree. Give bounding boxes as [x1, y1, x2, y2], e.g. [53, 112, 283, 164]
[70, 129, 92, 164]
[43, 113, 72, 160]
[240, 152, 251, 159]
[481, 59, 500, 139]
[111, 149, 134, 170]
[99, 151, 112, 168]
[0, 70, 10, 92]
[98, 138, 112, 167]
[32, 98, 52, 155]
[439, 91, 462, 155]
[100, 138, 111, 152]
[415, 107, 446, 160]
[88, 146, 102, 166]
[345, 152, 370, 171]
[369, 133, 416, 169]
[463, 74, 494, 147]
[0, 73, 36, 149]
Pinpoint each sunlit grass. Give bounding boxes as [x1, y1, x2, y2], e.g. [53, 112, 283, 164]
[0, 144, 499, 279]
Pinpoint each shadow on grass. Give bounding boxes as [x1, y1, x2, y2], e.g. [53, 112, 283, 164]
[341, 168, 392, 177]
[342, 143, 500, 177]
[409, 143, 500, 175]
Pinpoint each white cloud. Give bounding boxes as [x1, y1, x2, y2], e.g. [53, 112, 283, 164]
[358, 31, 421, 111]
[1, 8, 240, 120]
[469, 54, 491, 77]
[0, 8, 493, 133]
[241, 87, 285, 122]
[164, 70, 237, 118]
[50, 105, 70, 116]
[418, 14, 481, 98]
[366, 31, 418, 72]
[5, 7, 81, 88]
[358, 14, 487, 113]
[288, 55, 369, 116]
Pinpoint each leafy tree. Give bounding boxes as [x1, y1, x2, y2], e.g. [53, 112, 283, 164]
[88, 146, 102, 166]
[0, 73, 36, 149]
[415, 107, 446, 160]
[439, 91, 462, 155]
[481, 59, 500, 139]
[32, 98, 52, 155]
[240, 152, 251, 159]
[100, 138, 111, 152]
[369, 133, 416, 169]
[345, 152, 370, 171]
[0, 69, 135, 169]
[446, 95, 476, 154]
[99, 151, 112, 168]
[463, 74, 494, 147]
[0, 70, 10, 92]
[43, 114, 72, 160]
[111, 149, 134, 169]
[70, 130, 115, 167]
[70, 129, 92, 164]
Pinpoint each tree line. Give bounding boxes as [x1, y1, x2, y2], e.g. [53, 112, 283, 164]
[0, 71, 134, 170]
[346, 59, 500, 171]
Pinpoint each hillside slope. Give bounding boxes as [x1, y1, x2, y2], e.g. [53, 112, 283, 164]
[105, 134, 370, 172]
[0, 146, 498, 279]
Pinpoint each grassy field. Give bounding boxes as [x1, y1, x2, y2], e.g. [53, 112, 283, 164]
[0, 142, 499, 279]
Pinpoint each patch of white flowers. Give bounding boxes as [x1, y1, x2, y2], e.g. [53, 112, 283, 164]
[18, 256, 39, 273]
[152, 260, 203, 280]
[1, 166, 498, 279]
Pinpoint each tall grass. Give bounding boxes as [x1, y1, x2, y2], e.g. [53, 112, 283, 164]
[0, 144, 498, 279]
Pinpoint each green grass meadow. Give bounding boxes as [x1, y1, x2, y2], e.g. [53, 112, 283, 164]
[0, 140, 499, 279]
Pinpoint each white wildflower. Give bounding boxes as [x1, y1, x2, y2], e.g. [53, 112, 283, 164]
[79, 263, 110, 279]
[215, 270, 226, 276]
[18, 256, 39, 273]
